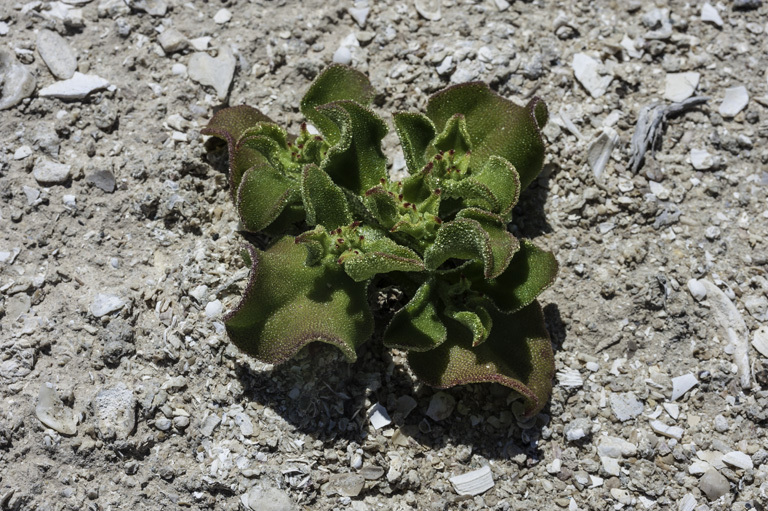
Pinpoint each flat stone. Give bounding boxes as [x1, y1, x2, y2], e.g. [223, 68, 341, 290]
[701, 3, 723, 27]
[36, 29, 77, 80]
[572, 53, 613, 99]
[449, 465, 494, 496]
[92, 383, 137, 440]
[426, 392, 455, 421]
[649, 419, 684, 440]
[38, 72, 110, 100]
[600, 456, 621, 477]
[752, 326, 768, 358]
[671, 373, 698, 401]
[414, 0, 441, 21]
[348, 7, 370, 27]
[690, 149, 715, 170]
[687, 278, 707, 301]
[200, 414, 221, 436]
[188, 46, 236, 101]
[332, 46, 352, 66]
[329, 473, 365, 497]
[36, 383, 77, 435]
[90, 293, 125, 317]
[0, 50, 36, 110]
[242, 487, 297, 511]
[699, 469, 729, 500]
[722, 451, 753, 470]
[664, 72, 700, 102]
[598, 436, 637, 458]
[718, 86, 749, 118]
[367, 402, 392, 430]
[158, 28, 188, 54]
[33, 159, 71, 185]
[125, 0, 167, 16]
[213, 8, 232, 24]
[22, 186, 40, 205]
[86, 170, 116, 193]
[14, 145, 33, 160]
[205, 299, 222, 318]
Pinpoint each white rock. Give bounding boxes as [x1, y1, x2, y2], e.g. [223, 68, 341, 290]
[688, 460, 711, 475]
[663, 402, 680, 420]
[690, 148, 715, 171]
[36, 383, 77, 435]
[687, 278, 707, 301]
[649, 419, 684, 441]
[678, 493, 697, 511]
[450, 65, 478, 84]
[33, 159, 71, 185]
[62, 194, 76, 208]
[213, 8, 232, 24]
[332, 46, 352, 65]
[0, 22, 8, 36]
[587, 127, 619, 180]
[90, 293, 125, 317]
[200, 414, 221, 436]
[598, 436, 637, 458]
[610, 392, 644, 422]
[426, 392, 455, 421]
[718, 86, 749, 118]
[92, 383, 137, 440]
[189, 284, 209, 302]
[158, 28, 188, 54]
[572, 53, 613, 99]
[38, 72, 110, 100]
[620, 34, 643, 59]
[14, 145, 32, 160]
[701, 3, 723, 27]
[171, 63, 187, 76]
[37, 30, 77, 80]
[23, 186, 40, 205]
[125, 0, 167, 16]
[449, 465, 494, 496]
[205, 299, 223, 318]
[367, 403, 392, 430]
[234, 412, 254, 436]
[671, 373, 698, 401]
[414, 0, 441, 21]
[722, 451, 754, 470]
[348, 6, 370, 27]
[189, 37, 211, 51]
[664, 72, 700, 103]
[600, 456, 621, 477]
[492, 0, 510, 11]
[0, 50, 37, 110]
[436, 55, 454, 76]
[751, 326, 768, 358]
[188, 46, 236, 101]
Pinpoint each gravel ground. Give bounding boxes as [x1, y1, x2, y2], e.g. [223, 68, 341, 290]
[2, 0, 768, 510]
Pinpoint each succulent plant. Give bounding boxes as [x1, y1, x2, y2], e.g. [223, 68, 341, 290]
[202, 65, 558, 417]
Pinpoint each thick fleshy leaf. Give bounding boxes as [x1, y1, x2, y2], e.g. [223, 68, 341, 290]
[225, 237, 373, 364]
[426, 84, 547, 190]
[383, 279, 447, 351]
[300, 64, 375, 143]
[438, 178, 498, 212]
[473, 239, 558, 314]
[343, 237, 425, 282]
[202, 105, 275, 198]
[424, 210, 517, 279]
[237, 163, 301, 232]
[432, 113, 472, 154]
[393, 112, 436, 174]
[363, 186, 400, 228]
[301, 164, 352, 229]
[407, 302, 554, 417]
[445, 306, 492, 347]
[317, 101, 388, 195]
[472, 155, 521, 218]
[238, 123, 293, 172]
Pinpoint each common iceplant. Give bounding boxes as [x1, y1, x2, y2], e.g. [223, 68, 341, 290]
[203, 65, 558, 417]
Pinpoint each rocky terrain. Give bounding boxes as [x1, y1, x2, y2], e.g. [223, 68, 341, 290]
[1, 0, 768, 510]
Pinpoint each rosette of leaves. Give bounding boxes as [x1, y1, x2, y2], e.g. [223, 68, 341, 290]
[202, 65, 558, 417]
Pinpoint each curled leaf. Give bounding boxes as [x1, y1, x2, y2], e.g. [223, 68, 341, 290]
[225, 237, 373, 364]
[393, 112, 436, 174]
[237, 162, 301, 232]
[301, 163, 353, 229]
[384, 279, 447, 351]
[407, 302, 554, 417]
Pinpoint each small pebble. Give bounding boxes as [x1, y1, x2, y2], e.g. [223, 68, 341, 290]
[200, 414, 221, 436]
[38, 72, 110, 100]
[158, 28, 188, 53]
[329, 473, 365, 497]
[90, 293, 125, 317]
[188, 46, 236, 101]
[690, 148, 714, 170]
[173, 416, 190, 429]
[671, 373, 698, 401]
[0, 50, 36, 110]
[205, 300, 222, 318]
[347, 6, 369, 27]
[155, 417, 172, 431]
[564, 418, 592, 442]
[332, 46, 352, 66]
[664, 72, 700, 102]
[449, 465, 494, 496]
[36, 29, 77, 80]
[367, 402, 392, 430]
[426, 392, 455, 421]
[598, 436, 637, 458]
[36, 383, 77, 435]
[722, 451, 753, 470]
[700, 3, 723, 27]
[718, 86, 749, 118]
[572, 53, 613, 99]
[14, 145, 32, 160]
[213, 8, 232, 24]
[699, 469, 729, 500]
[92, 383, 137, 440]
[649, 419, 684, 440]
[86, 170, 116, 193]
[610, 392, 644, 422]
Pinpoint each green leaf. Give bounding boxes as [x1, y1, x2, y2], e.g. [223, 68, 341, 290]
[472, 156, 521, 218]
[407, 302, 554, 418]
[438, 178, 498, 213]
[432, 113, 472, 154]
[383, 279, 447, 351]
[225, 237, 373, 364]
[362, 186, 400, 229]
[301, 164, 353, 229]
[424, 210, 518, 279]
[473, 239, 558, 314]
[343, 236, 424, 282]
[202, 105, 275, 198]
[238, 123, 293, 172]
[236, 162, 301, 232]
[300, 64, 375, 144]
[445, 305, 492, 347]
[426, 84, 547, 190]
[317, 100, 388, 195]
[393, 112, 436, 174]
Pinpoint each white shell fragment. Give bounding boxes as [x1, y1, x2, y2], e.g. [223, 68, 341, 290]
[700, 279, 752, 389]
[649, 419, 684, 441]
[36, 382, 77, 435]
[722, 451, 754, 470]
[664, 72, 700, 103]
[678, 493, 697, 511]
[449, 465, 494, 496]
[687, 278, 707, 301]
[367, 402, 392, 430]
[701, 3, 723, 27]
[690, 149, 715, 171]
[414, 0, 441, 21]
[752, 326, 768, 358]
[586, 127, 619, 180]
[718, 86, 749, 118]
[38, 72, 110, 100]
[670, 373, 698, 401]
[572, 53, 613, 99]
[556, 367, 583, 388]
